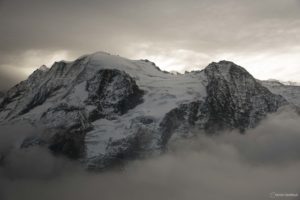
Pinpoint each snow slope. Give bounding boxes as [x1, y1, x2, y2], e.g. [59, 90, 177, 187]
[261, 80, 300, 107]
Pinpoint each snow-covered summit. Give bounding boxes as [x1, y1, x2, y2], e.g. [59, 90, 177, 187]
[0, 52, 295, 169]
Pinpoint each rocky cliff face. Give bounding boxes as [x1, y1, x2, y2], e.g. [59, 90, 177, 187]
[159, 61, 287, 144]
[0, 52, 294, 169]
[203, 61, 286, 131]
[86, 69, 144, 121]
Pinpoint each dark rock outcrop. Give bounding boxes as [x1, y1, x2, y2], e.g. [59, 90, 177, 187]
[203, 61, 287, 132]
[86, 69, 144, 121]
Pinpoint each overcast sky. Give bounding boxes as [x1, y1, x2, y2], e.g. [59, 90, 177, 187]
[1, 0, 300, 90]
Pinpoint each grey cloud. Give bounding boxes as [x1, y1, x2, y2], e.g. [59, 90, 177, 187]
[0, 124, 78, 181]
[0, 0, 300, 89]
[0, 72, 19, 91]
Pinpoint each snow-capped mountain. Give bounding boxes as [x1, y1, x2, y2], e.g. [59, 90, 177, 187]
[0, 52, 297, 169]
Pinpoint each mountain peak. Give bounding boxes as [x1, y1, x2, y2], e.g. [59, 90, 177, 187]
[206, 60, 247, 72]
[38, 65, 49, 72]
[90, 51, 112, 56]
[204, 60, 253, 83]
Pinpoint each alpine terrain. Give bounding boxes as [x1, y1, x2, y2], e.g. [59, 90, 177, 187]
[0, 52, 299, 169]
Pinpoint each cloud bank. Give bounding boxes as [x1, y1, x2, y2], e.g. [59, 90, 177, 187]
[1, 0, 300, 90]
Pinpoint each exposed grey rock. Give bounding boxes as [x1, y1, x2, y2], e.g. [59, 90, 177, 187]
[159, 61, 288, 146]
[203, 61, 287, 132]
[86, 69, 144, 121]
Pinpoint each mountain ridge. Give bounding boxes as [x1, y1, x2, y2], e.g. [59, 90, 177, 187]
[0, 52, 298, 169]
